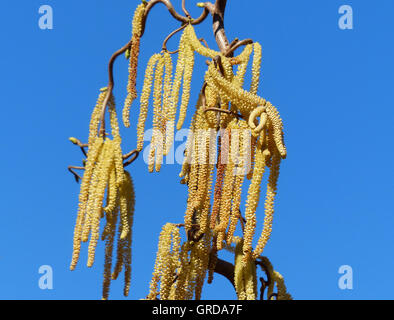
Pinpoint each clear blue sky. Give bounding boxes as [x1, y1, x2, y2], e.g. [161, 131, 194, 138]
[0, 0, 393, 300]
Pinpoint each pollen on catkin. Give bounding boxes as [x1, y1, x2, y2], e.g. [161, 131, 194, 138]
[176, 39, 195, 130]
[123, 3, 145, 127]
[242, 138, 267, 264]
[252, 150, 281, 259]
[149, 54, 165, 172]
[147, 223, 181, 300]
[234, 237, 257, 299]
[136, 53, 161, 151]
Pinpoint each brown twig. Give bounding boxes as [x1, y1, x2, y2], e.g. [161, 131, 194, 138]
[68, 166, 84, 183]
[162, 23, 188, 54]
[204, 107, 244, 120]
[259, 277, 267, 300]
[123, 149, 140, 168]
[141, 0, 209, 37]
[225, 38, 254, 57]
[199, 38, 210, 49]
[98, 39, 134, 137]
[181, 0, 191, 18]
[199, 0, 230, 53]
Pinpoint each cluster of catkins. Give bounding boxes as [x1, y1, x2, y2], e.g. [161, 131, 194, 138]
[70, 88, 135, 300]
[72, 1, 289, 300]
[69, 3, 147, 300]
[135, 20, 288, 299]
[146, 223, 211, 300]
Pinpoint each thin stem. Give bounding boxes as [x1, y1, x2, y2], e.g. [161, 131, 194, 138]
[68, 166, 84, 183]
[162, 23, 188, 53]
[141, 0, 209, 36]
[98, 0, 209, 137]
[123, 149, 140, 168]
[225, 38, 254, 57]
[181, 0, 191, 18]
[98, 38, 134, 137]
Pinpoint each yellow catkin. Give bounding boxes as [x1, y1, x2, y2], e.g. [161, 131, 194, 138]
[147, 223, 180, 300]
[166, 31, 187, 152]
[119, 171, 135, 240]
[183, 106, 214, 233]
[88, 88, 108, 147]
[259, 257, 292, 300]
[252, 151, 281, 259]
[233, 44, 253, 88]
[174, 240, 207, 300]
[242, 138, 267, 263]
[119, 186, 130, 241]
[172, 241, 192, 300]
[227, 123, 249, 244]
[205, 64, 286, 158]
[102, 210, 118, 300]
[131, 3, 145, 37]
[185, 24, 219, 58]
[247, 135, 257, 180]
[193, 109, 212, 208]
[122, 171, 135, 296]
[81, 146, 106, 243]
[101, 186, 118, 242]
[210, 134, 227, 230]
[123, 4, 145, 126]
[193, 233, 211, 300]
[87, 139, 114, 267]
[250, 42, 262, 95]
[70, 136, 104, 270]
[103, 166, 117, 213]
[184, 167, 198, 230]
[162, 52, 173, 155]
[137, 53, 161, 151]
[272, 271, 293, 300]
[234, 237, 246, 300]
[149, 55, 165, 173]
[244, 253, 257, 300]
[231, 43, 254, 66]
[111, 225, 125, 281]
[203, 84, 219, 127]
[176, 43, 195, 130]
[221, 54, 234, 82]
[108, 97, 125, 186]
[123, 35, 140, 128]
[196, 174, 213, 239]
[179, 96, 200, 179]
[215, 120, 237, 248]
[160, 226, 181, 300]
[183, 114, 201, 230]
[109, 171, 135, 298]
[234, 237, 257, 300]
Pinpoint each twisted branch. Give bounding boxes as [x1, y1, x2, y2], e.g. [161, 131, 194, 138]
[93, 0, 251, 293]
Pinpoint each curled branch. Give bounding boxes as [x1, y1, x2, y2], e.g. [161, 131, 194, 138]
[225, 38, 254, 57]
[162, 23, 188, 54]
[98, 0, 210, 138]
[98, 39, 134, 137]
[141, 0, 209, 36]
